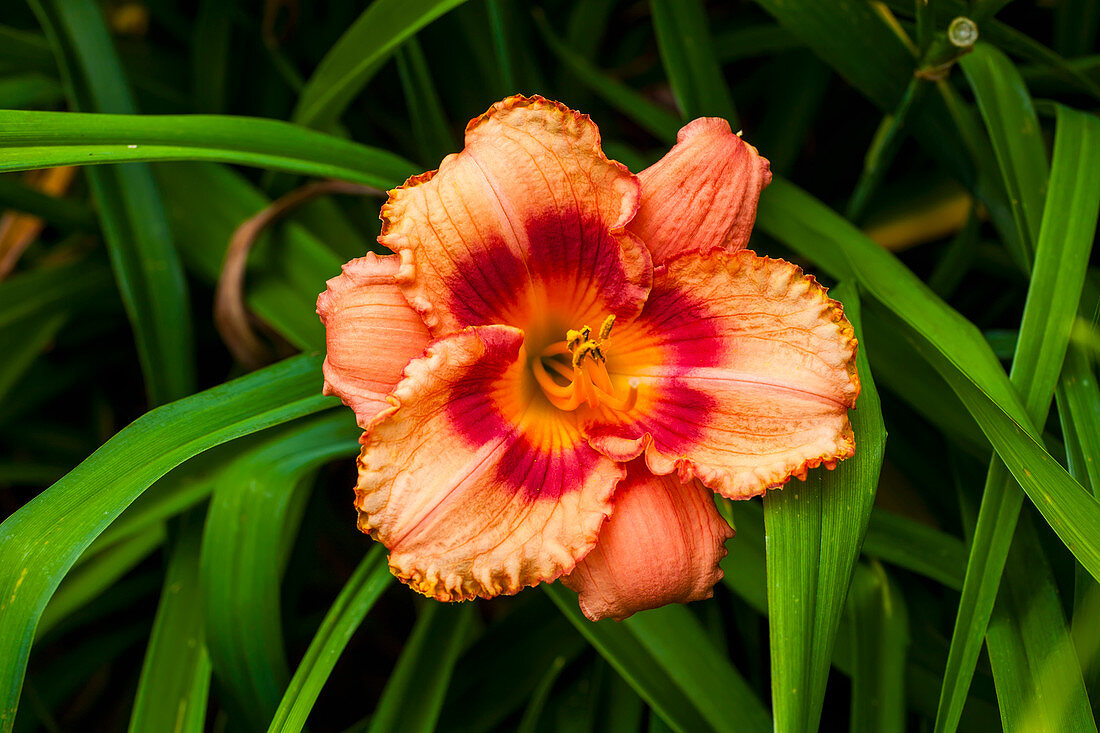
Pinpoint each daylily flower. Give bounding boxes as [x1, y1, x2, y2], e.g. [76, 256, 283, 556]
[317, 96, 859, 622]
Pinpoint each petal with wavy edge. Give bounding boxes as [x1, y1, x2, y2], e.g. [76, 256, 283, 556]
[563, 462, 733, 621]
[584, 249, 859, 499]
[317, 253, 431, 427]
[630, 118, 771, 265]
[356, 325, 623, 601]
[379, 95, 649, 336]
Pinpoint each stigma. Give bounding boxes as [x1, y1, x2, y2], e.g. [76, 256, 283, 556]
[532, 315, 639, 412]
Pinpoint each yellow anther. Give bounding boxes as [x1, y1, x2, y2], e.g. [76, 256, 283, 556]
[599, 315, 615, 340]
[536, 319, 639, 412]
[572, 341, 601, 367]
[566, 318, 614, 367]
[536, 315, 637, 413]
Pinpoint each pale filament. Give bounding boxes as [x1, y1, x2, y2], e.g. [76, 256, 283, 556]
[532, 316, 639, 413]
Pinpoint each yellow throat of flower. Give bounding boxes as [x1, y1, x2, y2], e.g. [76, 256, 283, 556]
[532, 315, 639, 412]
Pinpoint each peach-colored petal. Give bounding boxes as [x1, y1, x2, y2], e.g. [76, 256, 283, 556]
[629, 118, 771, 264]
[563, 462, 733, 621]
[317, 253, 431, 427]
[584, 249, 859, 499]
[379, 94, 650, 336]
[356, 325, 623, 601]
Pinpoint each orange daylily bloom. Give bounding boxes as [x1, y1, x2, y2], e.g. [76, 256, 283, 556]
[317, 96, 859, 622]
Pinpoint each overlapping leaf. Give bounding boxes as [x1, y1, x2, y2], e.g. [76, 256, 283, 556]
[764, 285, 886, 733]
[0, 356, 334, 730]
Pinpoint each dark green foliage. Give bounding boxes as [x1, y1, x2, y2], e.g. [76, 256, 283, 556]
[0, 1, 1098, 731]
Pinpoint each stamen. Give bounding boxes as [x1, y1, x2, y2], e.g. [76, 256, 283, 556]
[541, 341, 570, 358]
[534, 315, 638, 413]
[572, 342, 601, 367]
[581, 370, 600, 409]
[583, 360, 613, 393]
[532, 357, 590, 410]
[531, 359, 572, 399]
[545, 359, 574, 381]
[598, 315, 615, 340]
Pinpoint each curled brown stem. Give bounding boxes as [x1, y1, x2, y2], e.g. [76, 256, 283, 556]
[214, 179, 382, 370]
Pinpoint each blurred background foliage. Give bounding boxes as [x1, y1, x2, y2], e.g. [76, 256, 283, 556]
[0, 0, 1099, 731]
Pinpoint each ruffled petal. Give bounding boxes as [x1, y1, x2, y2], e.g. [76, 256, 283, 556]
[356, 325, 623, 601]
[563, 462, 733, 621]
[629, 118, 771, 264]
[317, 253, 431, 427]
[584, 249, 859, 499]
[380, 94, 650, 336]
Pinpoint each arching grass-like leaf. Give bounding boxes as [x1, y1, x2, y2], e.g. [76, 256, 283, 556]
[0, 25, 54, 74]
[1059, 343, 1100, 700]
[36, 523, 165, 641]
[649, 0, 737, 124]
[129, 510, 211, 733]
[29, 0, 195, 406]
[268, 546, 391, 733]
[764, 284, 886, 733]
[367, 602, 476, 733]
[749, 0, 1018, 253]
[934, 104, 1100, 733]
[722, 501, 998, 727]
[750, 0, 912, 109]
[0, 174, 96, 232]
[201, 412, 359, 729]
[292, 0, 471, 129]
[532, 11, 681, 143]
[190, 0, 233, 114]
[516, 655, 567, 733]
[545, 584, 770, 733]
[985, 513, 1096, 733]
[861, 509, 966, 590]
[442, 596, 586, 733]
[0, 355, 334, 731]
[395, 37, 456, 167]
[154, 162, 345, 352]
[712, 24, 801, 63]
[0, 72, 60, 108]
[0, 261, 116, 406]
[0, 110, 417, 188]
[959, 44, 1049, 263]
[845, 562, 908, 733]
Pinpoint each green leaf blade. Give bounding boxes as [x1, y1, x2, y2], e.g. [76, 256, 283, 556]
[935, 103, 1100, 733]
[0, 355, 334, 731]
[201, 413, 359, 729]
[845, 563, 909, 733]
[765, 284, 886, 733]
[0, 110, 418, 189]
[649, 0, 738, 124]
[292, 0, 471, 129]
[129, 510, 212, 733]
[367, 602, 475, 733]
[545, 584, 770, 733]
[959, 43, 1050, 262]
[29, 0, 195, 406]
[268, 546, 392, 733]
